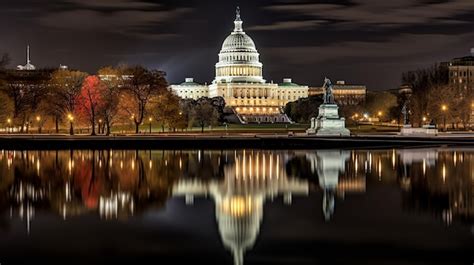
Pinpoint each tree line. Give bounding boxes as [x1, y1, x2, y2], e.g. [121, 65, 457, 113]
[401, 64, 473, 129]
[0, 62, 223, 135]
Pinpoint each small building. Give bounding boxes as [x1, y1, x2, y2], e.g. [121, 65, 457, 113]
[170, 78, 209, 100]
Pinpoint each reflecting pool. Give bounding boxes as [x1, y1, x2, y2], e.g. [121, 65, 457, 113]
[0, 148, 472, 264]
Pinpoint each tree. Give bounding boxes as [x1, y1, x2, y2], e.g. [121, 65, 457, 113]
[77, 76, 105, 135]
[97, 67, 122, 135]
[284, 96, 323, 123]
[153, 90, 182, 132]
[1, 69, 51, 132]
[49, 69, 88, 135]
[0, 53, 10, 70]
[365, 91, 398, 121]
[192, 100, 219, 133]
[401, 64, 449, 125]
[120, 66, 167, 133]
[0, 91, 13, 128]
[425, 84, 469, 130]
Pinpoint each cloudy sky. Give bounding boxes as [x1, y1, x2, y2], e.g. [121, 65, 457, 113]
[1, 0, 473, 89]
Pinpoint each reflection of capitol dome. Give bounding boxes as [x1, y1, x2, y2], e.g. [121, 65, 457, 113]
[217, 196, 263, 265]
[215, 7, 264, 84]
[173, 151, 309, 265]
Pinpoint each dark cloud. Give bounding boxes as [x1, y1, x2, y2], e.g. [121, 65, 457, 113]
[0, 0, 473, 89]
[247, 20, 326, 31]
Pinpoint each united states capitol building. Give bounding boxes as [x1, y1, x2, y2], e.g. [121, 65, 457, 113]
[171, 8, 309, 123]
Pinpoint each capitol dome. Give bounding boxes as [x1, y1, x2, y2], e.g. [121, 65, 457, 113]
[215, 7, 264, 84]
[221, 32, 257, 52]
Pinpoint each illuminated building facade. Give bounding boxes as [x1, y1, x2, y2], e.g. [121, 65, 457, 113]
[170, 78, 209, 100]
[171, 8, 308, 123]
[449, 49, 474, 91]
[448, 49, 474, 123]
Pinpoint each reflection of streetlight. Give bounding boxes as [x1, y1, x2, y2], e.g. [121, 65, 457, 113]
[67, 114, 74, 135]
[36, 116, 42, 133]
[441, 104, 447, 131]
[148, 117, 153, 134]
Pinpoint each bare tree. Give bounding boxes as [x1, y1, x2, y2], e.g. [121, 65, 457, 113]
[192, 100, 219, 133]
[97, 67, 122, 135]
[49, 69, 88, 135]
[120, 66, 167, 134]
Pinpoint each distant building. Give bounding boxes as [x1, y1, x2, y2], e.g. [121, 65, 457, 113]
[448, 49, 474, 124]
[309, 80, 366, 106]
[170, 78, 209, 100]
[16, 45, 36, 71]
[448, 49, 474, 91]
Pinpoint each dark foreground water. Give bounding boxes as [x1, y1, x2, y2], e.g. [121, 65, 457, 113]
[0, 148, 472, 265]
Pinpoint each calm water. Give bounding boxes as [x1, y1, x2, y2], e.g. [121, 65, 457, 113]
[0, 148, 472, 265]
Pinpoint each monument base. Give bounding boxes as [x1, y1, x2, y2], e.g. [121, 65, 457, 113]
[400, 125, 438, 136]
[307, 104, 351, 136]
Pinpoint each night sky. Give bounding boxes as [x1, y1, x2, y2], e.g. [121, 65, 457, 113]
[1, 0, 474, 89]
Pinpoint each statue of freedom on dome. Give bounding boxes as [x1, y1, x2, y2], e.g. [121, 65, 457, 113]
[323, 77, 335, 104]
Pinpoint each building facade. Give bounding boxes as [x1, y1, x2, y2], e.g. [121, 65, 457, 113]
[170, 8, 308, 123]
[309, 80, 366, 106]
[170, 78, 209, 100]
[448, 49, 474, 124]
[448, 49, 474, 91]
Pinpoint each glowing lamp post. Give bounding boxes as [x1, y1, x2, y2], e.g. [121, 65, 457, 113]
[67, 114, 74, 135]
[441, 104, 447, 131]
[7, 118, 11, 134]
[98, 119, 103, 134]
[148, 117, 153, 134]
[36, 116, 41, 133]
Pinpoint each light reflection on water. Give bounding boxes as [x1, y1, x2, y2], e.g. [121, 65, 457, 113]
[0, 148, 473, 264]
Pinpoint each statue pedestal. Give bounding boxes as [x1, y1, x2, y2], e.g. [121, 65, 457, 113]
[400, 124, 438, 136]
[307, 104, 351, 136]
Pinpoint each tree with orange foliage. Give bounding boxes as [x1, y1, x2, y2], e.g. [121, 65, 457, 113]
[77, 76, 105, 135]
[120, 66, 167, 133]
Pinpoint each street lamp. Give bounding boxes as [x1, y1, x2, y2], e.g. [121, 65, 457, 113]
[7, 118, 11, 134]
[98, 119, 103, 134]
[148, 117, 153, 134]
[377, 111, 383, 123]
[36, 116, 41, 133]
[441, 104, 447, 131]
[67, 114, 74, 135]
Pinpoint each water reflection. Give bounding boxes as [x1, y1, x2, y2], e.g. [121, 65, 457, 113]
[0, 148, 473, 264]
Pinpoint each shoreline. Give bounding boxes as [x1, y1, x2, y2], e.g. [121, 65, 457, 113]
[1, 133, 474, 150]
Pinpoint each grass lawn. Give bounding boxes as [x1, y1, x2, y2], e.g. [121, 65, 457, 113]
[20, 123, 400, 135]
